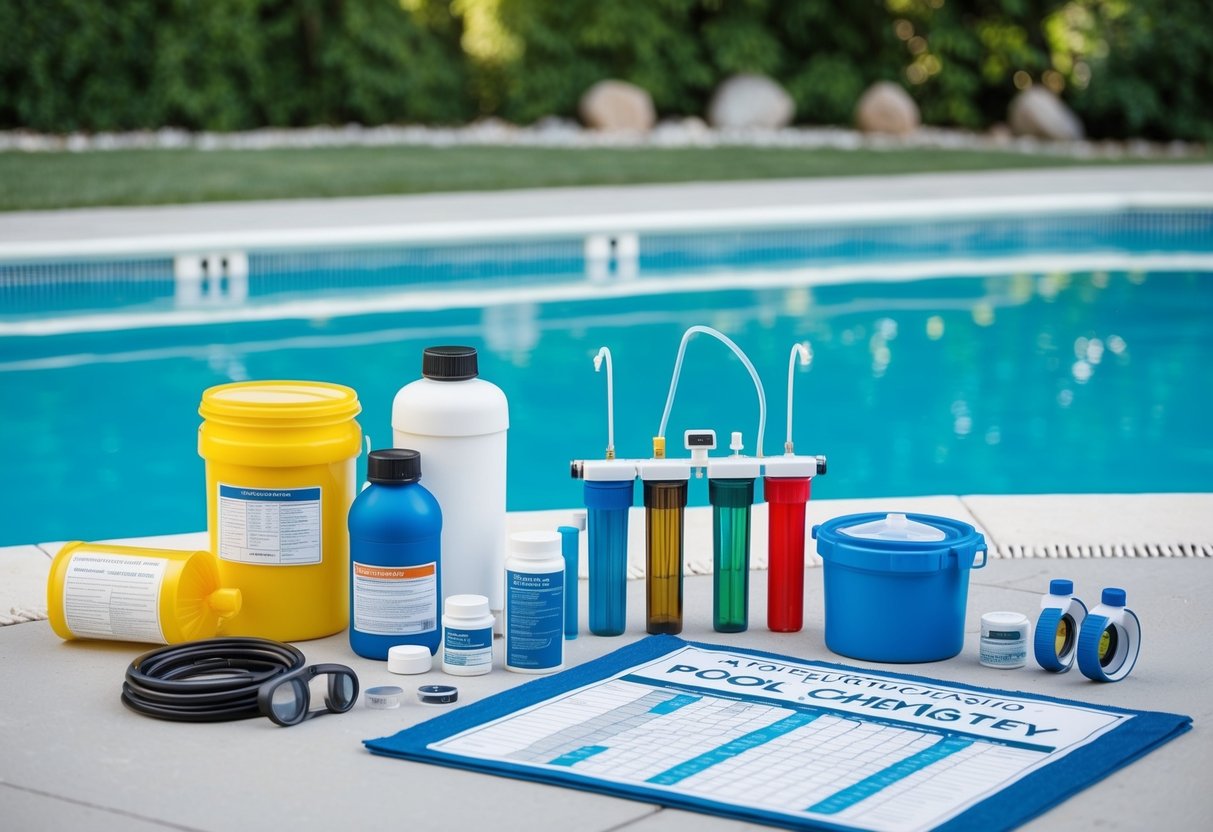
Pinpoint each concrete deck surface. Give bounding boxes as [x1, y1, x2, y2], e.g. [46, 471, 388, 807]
[2, 495, 1208, 831]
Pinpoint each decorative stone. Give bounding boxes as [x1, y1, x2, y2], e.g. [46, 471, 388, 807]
[578, 80, 656, 132]
[1007, 87, 1084, 141]
[854, 82, 920, 135]
[707, 74, 795, 130]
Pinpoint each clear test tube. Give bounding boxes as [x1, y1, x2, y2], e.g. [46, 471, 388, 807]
[583, 477, 634, 636]
[764, 456, 820, 633]
[643, 476, 688, 635]
[708, 457, 759, 633]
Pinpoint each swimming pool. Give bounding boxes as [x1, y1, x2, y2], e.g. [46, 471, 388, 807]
[2, 211, 1211, 547]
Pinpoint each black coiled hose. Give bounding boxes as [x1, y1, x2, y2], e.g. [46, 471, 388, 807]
[122, 637, 307, 722]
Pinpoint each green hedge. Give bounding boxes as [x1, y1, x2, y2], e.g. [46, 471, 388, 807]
[0, 0, 472, 131]
[1, 0, 1209, 141]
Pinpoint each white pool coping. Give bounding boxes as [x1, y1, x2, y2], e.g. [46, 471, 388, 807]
[2, 165, 1213, 261]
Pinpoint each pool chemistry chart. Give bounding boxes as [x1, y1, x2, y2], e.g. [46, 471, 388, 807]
[431, 645, 1128, 832]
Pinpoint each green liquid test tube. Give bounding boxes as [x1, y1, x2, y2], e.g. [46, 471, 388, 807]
[710, 478, 755, 633]
[644, 480, 687, 634]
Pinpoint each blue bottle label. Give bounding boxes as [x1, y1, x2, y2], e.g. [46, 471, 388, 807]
[443, 626, 493, 667]
[352, 561, 437, 635]
[506, 568, 563, 669]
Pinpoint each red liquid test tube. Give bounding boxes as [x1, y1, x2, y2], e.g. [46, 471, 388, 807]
[765, 473, 811, 632]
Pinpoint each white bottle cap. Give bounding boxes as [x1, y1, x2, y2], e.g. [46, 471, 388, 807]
[840, 513, 946, 542]
[445, 593, 491, 618]
[509, 531, 562, 558]
[365, 686, 405, 709]
[388, 645, 433, 675]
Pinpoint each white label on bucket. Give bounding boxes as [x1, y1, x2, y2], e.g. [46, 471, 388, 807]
[353, 561, 438, 635]
[62, 553, 167, 643]
[217, 484, 322, 566]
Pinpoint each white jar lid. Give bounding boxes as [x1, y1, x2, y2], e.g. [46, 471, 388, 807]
[388, 644, 433, 675]
[445, 593, 491, 618]
[840, 512, 946, 542]
[981, 611, 1030, 633]
[509, 530, 562, 557]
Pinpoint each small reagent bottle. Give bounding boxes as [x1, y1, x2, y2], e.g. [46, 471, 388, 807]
[442, 594, 495, 676]
[505, 531, 564, 674]
[348, 449, 442, 660]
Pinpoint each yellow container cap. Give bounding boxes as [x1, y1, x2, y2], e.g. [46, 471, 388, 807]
[199, 380, 361, 427]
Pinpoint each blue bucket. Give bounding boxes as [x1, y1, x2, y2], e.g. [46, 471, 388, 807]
[812, 512, 986, 663]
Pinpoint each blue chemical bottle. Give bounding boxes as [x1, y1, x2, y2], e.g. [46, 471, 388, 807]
[348, 449, 442, 660]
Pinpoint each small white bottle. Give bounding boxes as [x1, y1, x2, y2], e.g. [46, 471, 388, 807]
[442, 594, 495, 676]
[505, 531, 565, 675]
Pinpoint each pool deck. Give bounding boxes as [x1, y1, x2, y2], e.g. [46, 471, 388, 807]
[2, 493, 1211, 831]
[2, 167, 1211, 829]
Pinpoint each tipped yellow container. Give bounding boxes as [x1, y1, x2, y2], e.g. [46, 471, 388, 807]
[198, 380, 362, 641]
[47, 542, 242, 644]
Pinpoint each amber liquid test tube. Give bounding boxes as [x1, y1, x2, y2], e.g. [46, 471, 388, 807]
[644, 480, 688, 634]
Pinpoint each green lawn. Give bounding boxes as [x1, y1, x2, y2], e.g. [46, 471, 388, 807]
[1, 145, 1207, 212]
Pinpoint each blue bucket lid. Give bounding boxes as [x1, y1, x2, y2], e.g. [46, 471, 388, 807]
[813, 512, 986, 574]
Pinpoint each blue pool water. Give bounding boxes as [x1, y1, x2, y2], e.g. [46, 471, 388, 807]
[1, 218, 1212, 547]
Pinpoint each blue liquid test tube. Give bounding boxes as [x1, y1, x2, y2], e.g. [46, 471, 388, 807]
[557, 521, 582, 639]
[584, 479, 634, 636]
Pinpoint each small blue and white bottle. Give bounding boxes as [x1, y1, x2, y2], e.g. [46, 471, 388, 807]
[348, 449, 442, 660]
[504, 531, 564, 674]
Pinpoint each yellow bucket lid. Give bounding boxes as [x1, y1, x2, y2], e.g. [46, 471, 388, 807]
[200, 380, 361, 427]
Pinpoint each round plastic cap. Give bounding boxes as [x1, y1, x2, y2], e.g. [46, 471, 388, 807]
[206, 588, 242, 617]
[510, 530, 563, 557]
[422, 346, 479, 381]
[1049, 579, 1074, 596]
[368, 449, 422, 483]
[840, 513, 946, 542]
[1102, 587, 1127, 607]
[388, 645, 433, 675]
[445, 594, 490, 618]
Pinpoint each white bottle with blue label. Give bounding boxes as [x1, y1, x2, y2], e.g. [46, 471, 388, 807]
[505, 531, 564, 675]
[442, 594, 495, 676]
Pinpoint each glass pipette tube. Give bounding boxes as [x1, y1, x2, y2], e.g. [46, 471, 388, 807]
[644, 480, 687, 634]
[584, 479, 633, 636]
[766, 476, 811, 632]
[710, 478, 755, 633]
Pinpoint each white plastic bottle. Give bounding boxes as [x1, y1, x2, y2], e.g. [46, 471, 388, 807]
[504, 531, 564, 675]
[442, 594, 495, 676]
[393, 346, 509, 618]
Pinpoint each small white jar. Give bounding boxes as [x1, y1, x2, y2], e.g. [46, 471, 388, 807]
[980, 611, 1030, 669]
[441, 594, 494, 676]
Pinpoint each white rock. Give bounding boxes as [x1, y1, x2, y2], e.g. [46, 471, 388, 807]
[708, 74, 795, 130]
[854, 82, 920, 135]
[1007, 87, 1084, 141]
[578, 80, 656, 132]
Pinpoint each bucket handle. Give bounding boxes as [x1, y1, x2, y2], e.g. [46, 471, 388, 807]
[965, 545, 988, 570]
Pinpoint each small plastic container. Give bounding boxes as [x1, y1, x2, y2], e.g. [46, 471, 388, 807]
[442, 594, 494, 676]
[813, 512, 987, 663]
[48, 542, 242, 644]
[979, 612, 1029, 668]
[764, 457, 815, 633]
[642, 466, 689, 636]
[505, 532, 564, 674]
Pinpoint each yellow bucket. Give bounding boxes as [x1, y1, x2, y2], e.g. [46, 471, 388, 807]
[47, 542, 242, 644]
[198, 380, 362, 641]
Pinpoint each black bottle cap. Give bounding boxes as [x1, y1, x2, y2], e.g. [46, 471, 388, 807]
[368, 449, 422, 483]
[422, 346, 479, 381]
